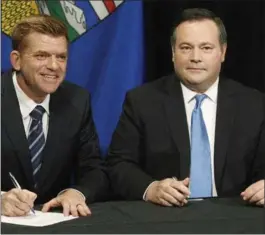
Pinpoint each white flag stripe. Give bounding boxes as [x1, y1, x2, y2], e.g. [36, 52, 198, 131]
[114, 0, 123, 7]
[36, 0, 51, 15]
[89, 1, 109, 20]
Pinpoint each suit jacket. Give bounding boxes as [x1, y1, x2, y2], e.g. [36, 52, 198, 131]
[107, 74, 265, 200]
[1, 71, 109, 204]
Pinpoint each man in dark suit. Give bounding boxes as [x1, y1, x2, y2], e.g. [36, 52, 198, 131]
[1, 15, 109, 216]
[107, 8, 264, 207]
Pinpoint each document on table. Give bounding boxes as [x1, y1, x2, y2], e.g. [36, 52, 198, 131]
[1, 210, 78, 227]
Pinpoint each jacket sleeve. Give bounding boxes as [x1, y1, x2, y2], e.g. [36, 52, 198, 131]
[72, 93, 110, 203]
[107, 92, 154, 200]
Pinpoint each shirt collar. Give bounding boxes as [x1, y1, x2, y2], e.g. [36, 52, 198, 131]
[181, 77, 219, 104]
[12, 72, 50, 119]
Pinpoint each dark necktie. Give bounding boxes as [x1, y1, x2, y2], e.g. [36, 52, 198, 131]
[189, 94, 212, 198]
[28, 105, 46, 187]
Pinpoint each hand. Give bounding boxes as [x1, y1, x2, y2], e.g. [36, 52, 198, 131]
[145, 178, 190, 207]
[1, 188, 37, 216]
[42, 189, 91, 216]
[241, 180, 264, 206]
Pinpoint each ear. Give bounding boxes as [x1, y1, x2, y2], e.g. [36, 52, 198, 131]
[221, 43, 227, 63]
[10, 50, 21, 71]
[171, 47, 175, 63]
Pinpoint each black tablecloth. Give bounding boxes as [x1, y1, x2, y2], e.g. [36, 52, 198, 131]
[1, 197, 264, 234]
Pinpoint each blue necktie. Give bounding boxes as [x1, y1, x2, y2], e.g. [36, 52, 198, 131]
[28, 105, 46, 187]
[189, 94, 212, 198]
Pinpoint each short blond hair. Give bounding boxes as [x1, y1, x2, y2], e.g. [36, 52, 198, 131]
[12, 14, 69, 51]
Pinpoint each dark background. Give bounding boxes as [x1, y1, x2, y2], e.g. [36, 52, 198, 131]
[143, 0, 265, 92]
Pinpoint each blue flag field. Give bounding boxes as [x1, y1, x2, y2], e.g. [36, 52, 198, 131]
[1, 0, 145, 155]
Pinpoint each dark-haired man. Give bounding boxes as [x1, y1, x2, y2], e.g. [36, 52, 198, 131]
[107, 8, 264, 207]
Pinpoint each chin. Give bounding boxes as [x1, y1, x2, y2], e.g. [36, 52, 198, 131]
[186, 79, 204, 86]
[187, 75, 208, 83]
[41, 86, 60, 94]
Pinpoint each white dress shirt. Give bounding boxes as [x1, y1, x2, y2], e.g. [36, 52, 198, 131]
[143, 78, 219, 200]
[12, 72, 50, 139]
[181, 78, 219, 196]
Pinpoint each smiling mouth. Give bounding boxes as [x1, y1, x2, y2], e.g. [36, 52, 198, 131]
[41, 74, 57, 78]
[40, 74, 59, 82]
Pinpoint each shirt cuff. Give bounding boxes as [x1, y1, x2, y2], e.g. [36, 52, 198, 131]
[58, 188, 86, 201]
[1, 191, 6, 195]
[143, 181, 156, 201]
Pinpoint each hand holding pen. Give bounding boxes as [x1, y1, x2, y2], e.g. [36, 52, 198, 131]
[1, 173, 37, 217]
[172, 177, 190, 205]
[172, 177, 204, 201]
[145, 177, 190, 207]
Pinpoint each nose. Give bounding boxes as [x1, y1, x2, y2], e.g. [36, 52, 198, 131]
[46, 55, 59, 70]
[190, 48, 202, 63]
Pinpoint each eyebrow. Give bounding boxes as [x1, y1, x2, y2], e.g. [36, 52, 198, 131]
[34, 50, 68, 56]
[33, 51, 49, 54]
[199, 42, 214, 46]
[178, 42, 214, 46]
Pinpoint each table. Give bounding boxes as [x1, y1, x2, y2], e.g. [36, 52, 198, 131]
[1, 197, 264, 233]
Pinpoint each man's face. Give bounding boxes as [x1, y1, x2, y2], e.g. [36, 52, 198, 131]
[11, 32, 68, 101]
[172, 19, 227, 92]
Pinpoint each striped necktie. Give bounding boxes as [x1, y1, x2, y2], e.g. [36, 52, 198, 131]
[28, 105, 46, 188]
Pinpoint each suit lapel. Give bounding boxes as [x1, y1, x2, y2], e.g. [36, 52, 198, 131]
[214, 78, 236, 193]
[163, 76, 190, 179]
[2, 71, 35, 186]
[37, 87, 68, 189]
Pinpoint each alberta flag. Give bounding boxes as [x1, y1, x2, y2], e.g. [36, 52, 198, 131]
[1, 0, 145, 155]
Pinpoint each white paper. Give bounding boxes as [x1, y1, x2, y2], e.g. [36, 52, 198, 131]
[1, 210, 78, 227]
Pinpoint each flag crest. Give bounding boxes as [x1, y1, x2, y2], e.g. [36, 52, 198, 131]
[1, 0, 123, 42]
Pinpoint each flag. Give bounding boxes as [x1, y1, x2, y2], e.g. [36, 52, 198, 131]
[1, 0, 145, 156]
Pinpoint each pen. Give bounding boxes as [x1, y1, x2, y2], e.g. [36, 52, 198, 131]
[172, 176, 191, 198]
[9, 172, 35, 214]
[172, 176, 204, 201]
